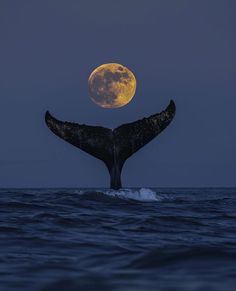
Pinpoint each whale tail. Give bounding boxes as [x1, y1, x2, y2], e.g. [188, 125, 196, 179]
[45, 100, 176, 189]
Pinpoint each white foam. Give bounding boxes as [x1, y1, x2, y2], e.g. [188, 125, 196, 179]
[103, 188, 161, 202]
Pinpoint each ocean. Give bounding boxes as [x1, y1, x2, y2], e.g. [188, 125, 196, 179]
[0, 188, 236, 291]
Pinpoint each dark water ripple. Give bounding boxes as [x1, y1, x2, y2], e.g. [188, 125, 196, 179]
[0, 188, 236, 291]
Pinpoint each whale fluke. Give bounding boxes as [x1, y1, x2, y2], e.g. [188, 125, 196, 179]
[45, 100, 176, 189]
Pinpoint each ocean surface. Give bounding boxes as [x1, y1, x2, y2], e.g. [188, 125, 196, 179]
[0, 188, 236, 291]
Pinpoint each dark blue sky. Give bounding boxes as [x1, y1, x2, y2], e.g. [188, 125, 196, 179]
[0, 0, 235, 187]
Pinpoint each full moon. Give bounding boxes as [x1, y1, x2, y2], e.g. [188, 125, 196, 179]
[88, 63, 136, 108]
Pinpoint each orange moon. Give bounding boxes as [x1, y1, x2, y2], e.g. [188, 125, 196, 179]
[88, 63, 136, 108]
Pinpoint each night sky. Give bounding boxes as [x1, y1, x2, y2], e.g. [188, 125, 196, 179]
[0, 0, 235, 188]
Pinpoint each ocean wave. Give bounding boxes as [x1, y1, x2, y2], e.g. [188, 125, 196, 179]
[0, 188, 236, 291]
[76, 188, 162, 202]
[129, 247, 236, 269]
